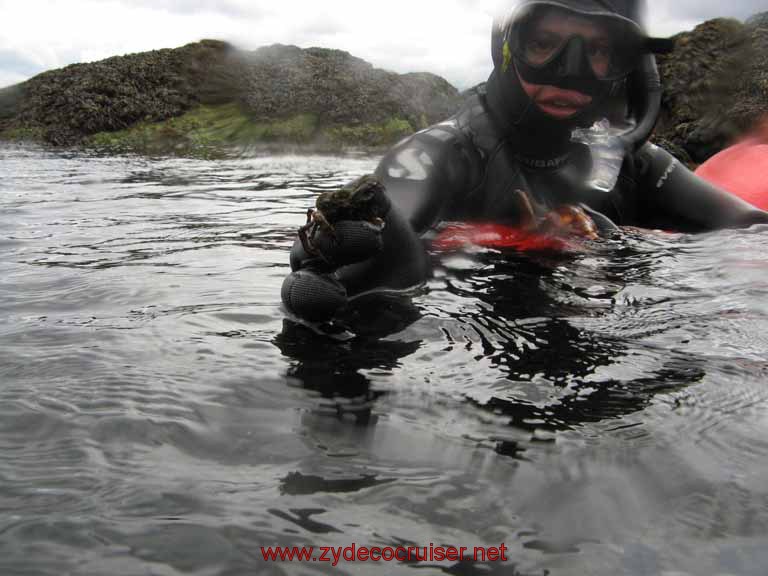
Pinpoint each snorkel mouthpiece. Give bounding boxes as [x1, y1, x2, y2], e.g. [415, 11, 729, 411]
[571, 53, 664, 192]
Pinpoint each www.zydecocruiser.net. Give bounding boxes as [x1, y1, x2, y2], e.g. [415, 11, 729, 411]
[261, 543, 509, 566]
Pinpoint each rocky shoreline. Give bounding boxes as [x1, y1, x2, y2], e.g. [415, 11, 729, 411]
[0, 40, 461, 156]
[1, 14, 766, 160]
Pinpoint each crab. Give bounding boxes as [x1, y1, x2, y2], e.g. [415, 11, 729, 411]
[514, 189, 599, 240]
[298, 175, 391, 257]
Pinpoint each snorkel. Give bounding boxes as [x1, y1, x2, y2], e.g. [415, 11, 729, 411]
[622, 51, 667, 153]
[570, 52, 668, 190]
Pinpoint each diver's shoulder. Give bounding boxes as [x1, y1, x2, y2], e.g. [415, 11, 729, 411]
[452, 85, 495, 133]
[408, 85, 494, 138]
[383, 104, 482, 158]
[408, 90, 486, 144]
[374, 88, 493, 175]
[632, 141, 681, 179]
[451, 84, 506, 156]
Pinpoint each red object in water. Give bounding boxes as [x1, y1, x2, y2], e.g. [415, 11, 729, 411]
[432, 223, 569, 252]
[695, 123, 768, 210]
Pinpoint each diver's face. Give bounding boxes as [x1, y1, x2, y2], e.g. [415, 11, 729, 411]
[517, 10, 613, 119]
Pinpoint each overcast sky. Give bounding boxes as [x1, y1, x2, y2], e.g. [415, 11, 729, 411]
[1, 0, 765, 90]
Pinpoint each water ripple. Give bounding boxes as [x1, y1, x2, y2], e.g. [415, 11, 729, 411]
[3, 143, 768, 575]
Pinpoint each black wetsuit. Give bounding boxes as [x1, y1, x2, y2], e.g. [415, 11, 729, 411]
[284, 76, 768, 314]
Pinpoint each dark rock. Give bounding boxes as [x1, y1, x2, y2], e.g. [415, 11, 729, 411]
[7, 40, 232, 145]
[655, 15, 768, 164]
[652, 137, 694, 167]
[225, 44, 459, 129]
[1, 40, 461, 147]
[746, 12, 768, 27]
[0, 84, 24, 129]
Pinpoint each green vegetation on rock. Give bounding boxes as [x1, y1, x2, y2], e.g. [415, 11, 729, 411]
[81, 103, 416, 156]
[0, 126, 45, 142]
[326, 117, 414, 148]
[84, 104, 315, 157]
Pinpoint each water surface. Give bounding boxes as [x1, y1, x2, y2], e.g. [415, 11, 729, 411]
[2, 143, 768, 575]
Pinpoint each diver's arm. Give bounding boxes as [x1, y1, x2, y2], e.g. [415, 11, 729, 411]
[333, 125, 481, 295]
[638, 143, 768, 230]
[375, 124, 482, 233]
[282, 124, 480, 321]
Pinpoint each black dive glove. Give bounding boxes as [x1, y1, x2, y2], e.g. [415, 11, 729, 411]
[281, 176, 432, 323]
[281, 175, 395, 322]
[281, 219, 387, 322]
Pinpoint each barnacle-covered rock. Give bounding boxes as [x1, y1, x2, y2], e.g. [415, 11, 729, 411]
[655, 14, 768, 164]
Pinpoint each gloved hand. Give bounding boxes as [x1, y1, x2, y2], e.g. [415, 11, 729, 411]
[282, 175, 398, 322]
[281, 219, 387, 322]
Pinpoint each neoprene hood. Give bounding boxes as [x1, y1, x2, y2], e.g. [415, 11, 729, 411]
[486, 0, 671, 155]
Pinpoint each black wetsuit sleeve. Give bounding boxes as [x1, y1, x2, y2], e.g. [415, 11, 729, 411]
[375, 124, 482, 233]
[282, 124, 481, 320]
[334, 125, 481, 295]
[637, 143, 768, 231]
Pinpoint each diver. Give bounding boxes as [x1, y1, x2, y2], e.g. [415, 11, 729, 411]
[282, 0, 768, 322]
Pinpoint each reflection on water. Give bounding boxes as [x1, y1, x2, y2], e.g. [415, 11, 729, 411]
[2, 143, 768, 576]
